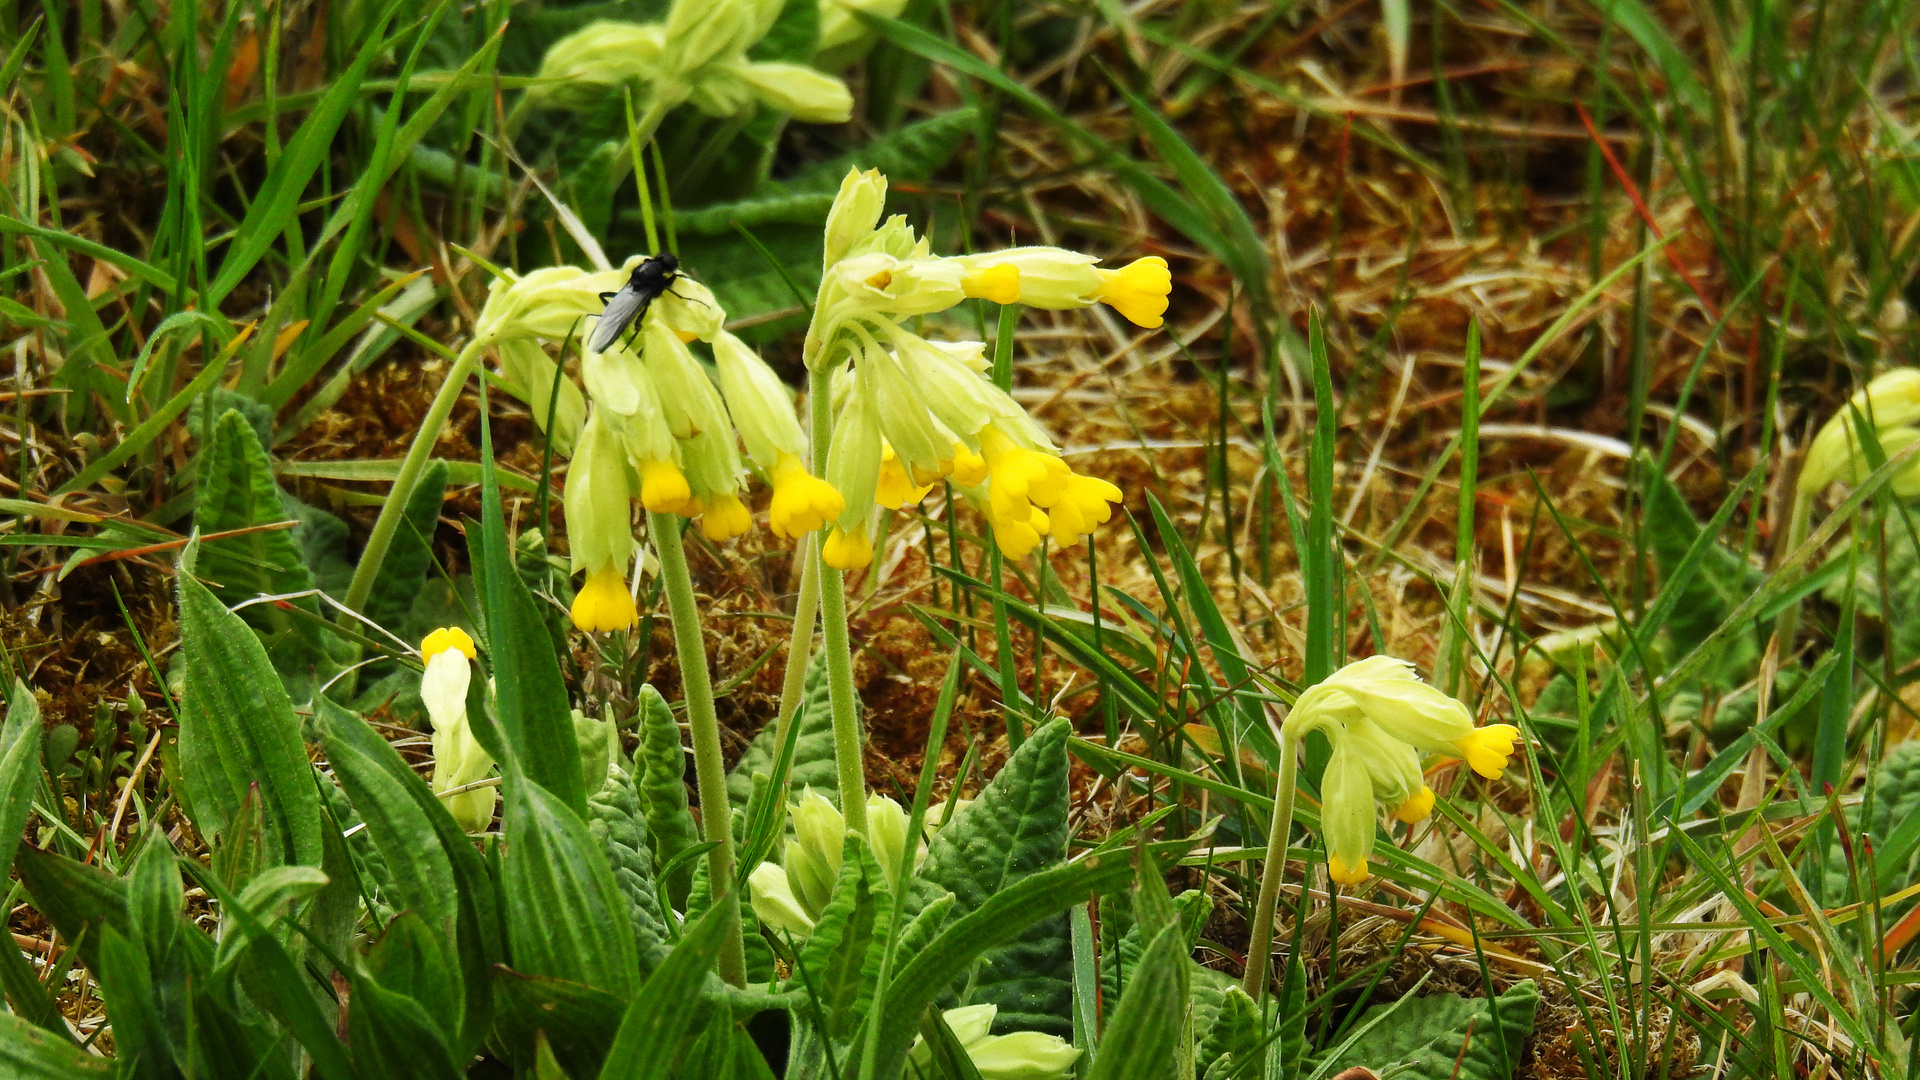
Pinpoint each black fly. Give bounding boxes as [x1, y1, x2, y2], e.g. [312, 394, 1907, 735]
[588, 253, 681, 353]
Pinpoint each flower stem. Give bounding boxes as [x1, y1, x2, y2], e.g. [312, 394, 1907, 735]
[808, 371, 868, 836]
[770, 537, 822, 802]
[649, 510, 747, 987]
[340, 340, 483, 623]
[1241, 731, 1300, 998]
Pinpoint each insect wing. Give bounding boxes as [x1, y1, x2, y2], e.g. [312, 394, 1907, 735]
[588, 286, 647, 353]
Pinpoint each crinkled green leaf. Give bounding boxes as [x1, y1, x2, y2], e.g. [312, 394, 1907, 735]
[638, 683, 701, 908]
[1085, 922, 1188, 1080]
[588, 761, 673, 968]
[176, 541, 323, 868]
[916, 717, 1074, 1035]
[503, 775, 639, 998]
[1319, 982, 1539, 1080]
[1197, 985, 1261, 1079]
[794, 835, 888, 1042]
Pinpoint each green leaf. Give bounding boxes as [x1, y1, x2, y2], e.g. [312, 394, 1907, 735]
[588, 761, 674, 968]
[349, 976, 465, 1080]
[13, 846, 128, 971]
[865, 853, 1136, 1080]
[490, 969, 628, 1077]
[1318, 982, 1540, 1080]
[1265, 952, 1308, 1080]
[794, 834, 888, 1042]
[192, 409, 331, 657]
[727, 652, 837, 815]
[675, 109, 979, 237]
[315, 699, 500, 1055]
[916, 717, 1074, 1035]
[1086, 922, 1189, 1080]
[175, 543, 322, 868]
[0, 681, 43, 884]
[601, 902, 738, 1080]
[638, 683, 701, 908]
[365, 912, 462, 1046]
[1827, 741, 1920, 904]
[95, 924, 175, 1079]
[749, 0, 820, 60]
[0, 1013, 113, 1078]
[476, 398, 585, 813]
[1196, 985, 1260, 1079]
[502, 776, 640, 999]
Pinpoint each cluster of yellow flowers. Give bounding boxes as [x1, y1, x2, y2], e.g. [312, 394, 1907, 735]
[805, 168, 1170, 567]
[1287, 657, 1521, 885]
[473, 259, 842, 633]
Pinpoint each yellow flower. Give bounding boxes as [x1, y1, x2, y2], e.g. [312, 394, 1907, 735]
[639, 458, 695, 515]
[950, 442, 988, 488]
[1282, 656, 1519, 886]
[419, 627, 495, 832]
[1321, 740, 1375, 886]
[570, 565, 639, 633]
[1039, 473, 1123, 547]
[961, 263, 1020, 304]
[974, 425, 1120, 559]
[700, 493, 753, 541]
[822, 524, 874, 569]
[1394, 785, 1436, 824]
[421, 626, 476, 663]
[1093, 256, 1172, 328]
[1453, 724, 1521, 779]
[769, 452, 844, 538]
[876, 446, 935, 509]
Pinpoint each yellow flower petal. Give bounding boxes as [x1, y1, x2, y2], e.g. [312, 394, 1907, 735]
[1451, 724, 1521, 779]
[769, 452, 845, 538]
[420, 626, 476, 662]
[823, 525, 874, 569]
[640, 458, 695, 515]
[1093, 256, 1171, 328]
[1394, 785, 1436, 824]
[570, 564, 638, 632]
[700, 493, 753, 541]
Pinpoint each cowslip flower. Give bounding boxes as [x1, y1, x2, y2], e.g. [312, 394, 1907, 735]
[954, 247, 1173, 329]
[419, 628, 496, 833]
[804, 169, 1143, 567]
[1287, 656, 1521, 885]
[906, 1005, 1081, 1080]
[1799, 368, 1920, 497]
[479, 254, 839, 629]
[528, 0, 852, 123]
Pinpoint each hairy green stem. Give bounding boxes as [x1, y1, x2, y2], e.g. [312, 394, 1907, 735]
[1241, 731, 1300, 998]
[340, 339, 482, 622]
[770, 539, 822, 798]
[650, 510, 747, 987]
[808, 370, 868, 836]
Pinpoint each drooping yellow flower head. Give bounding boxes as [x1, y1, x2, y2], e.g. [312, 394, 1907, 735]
[570, 565, 639, 633]
[822, 524, 874, 570]
[1285, 656, 1522, 885]
[769, 452, 846, 539]
[699, 492, 753, 541]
